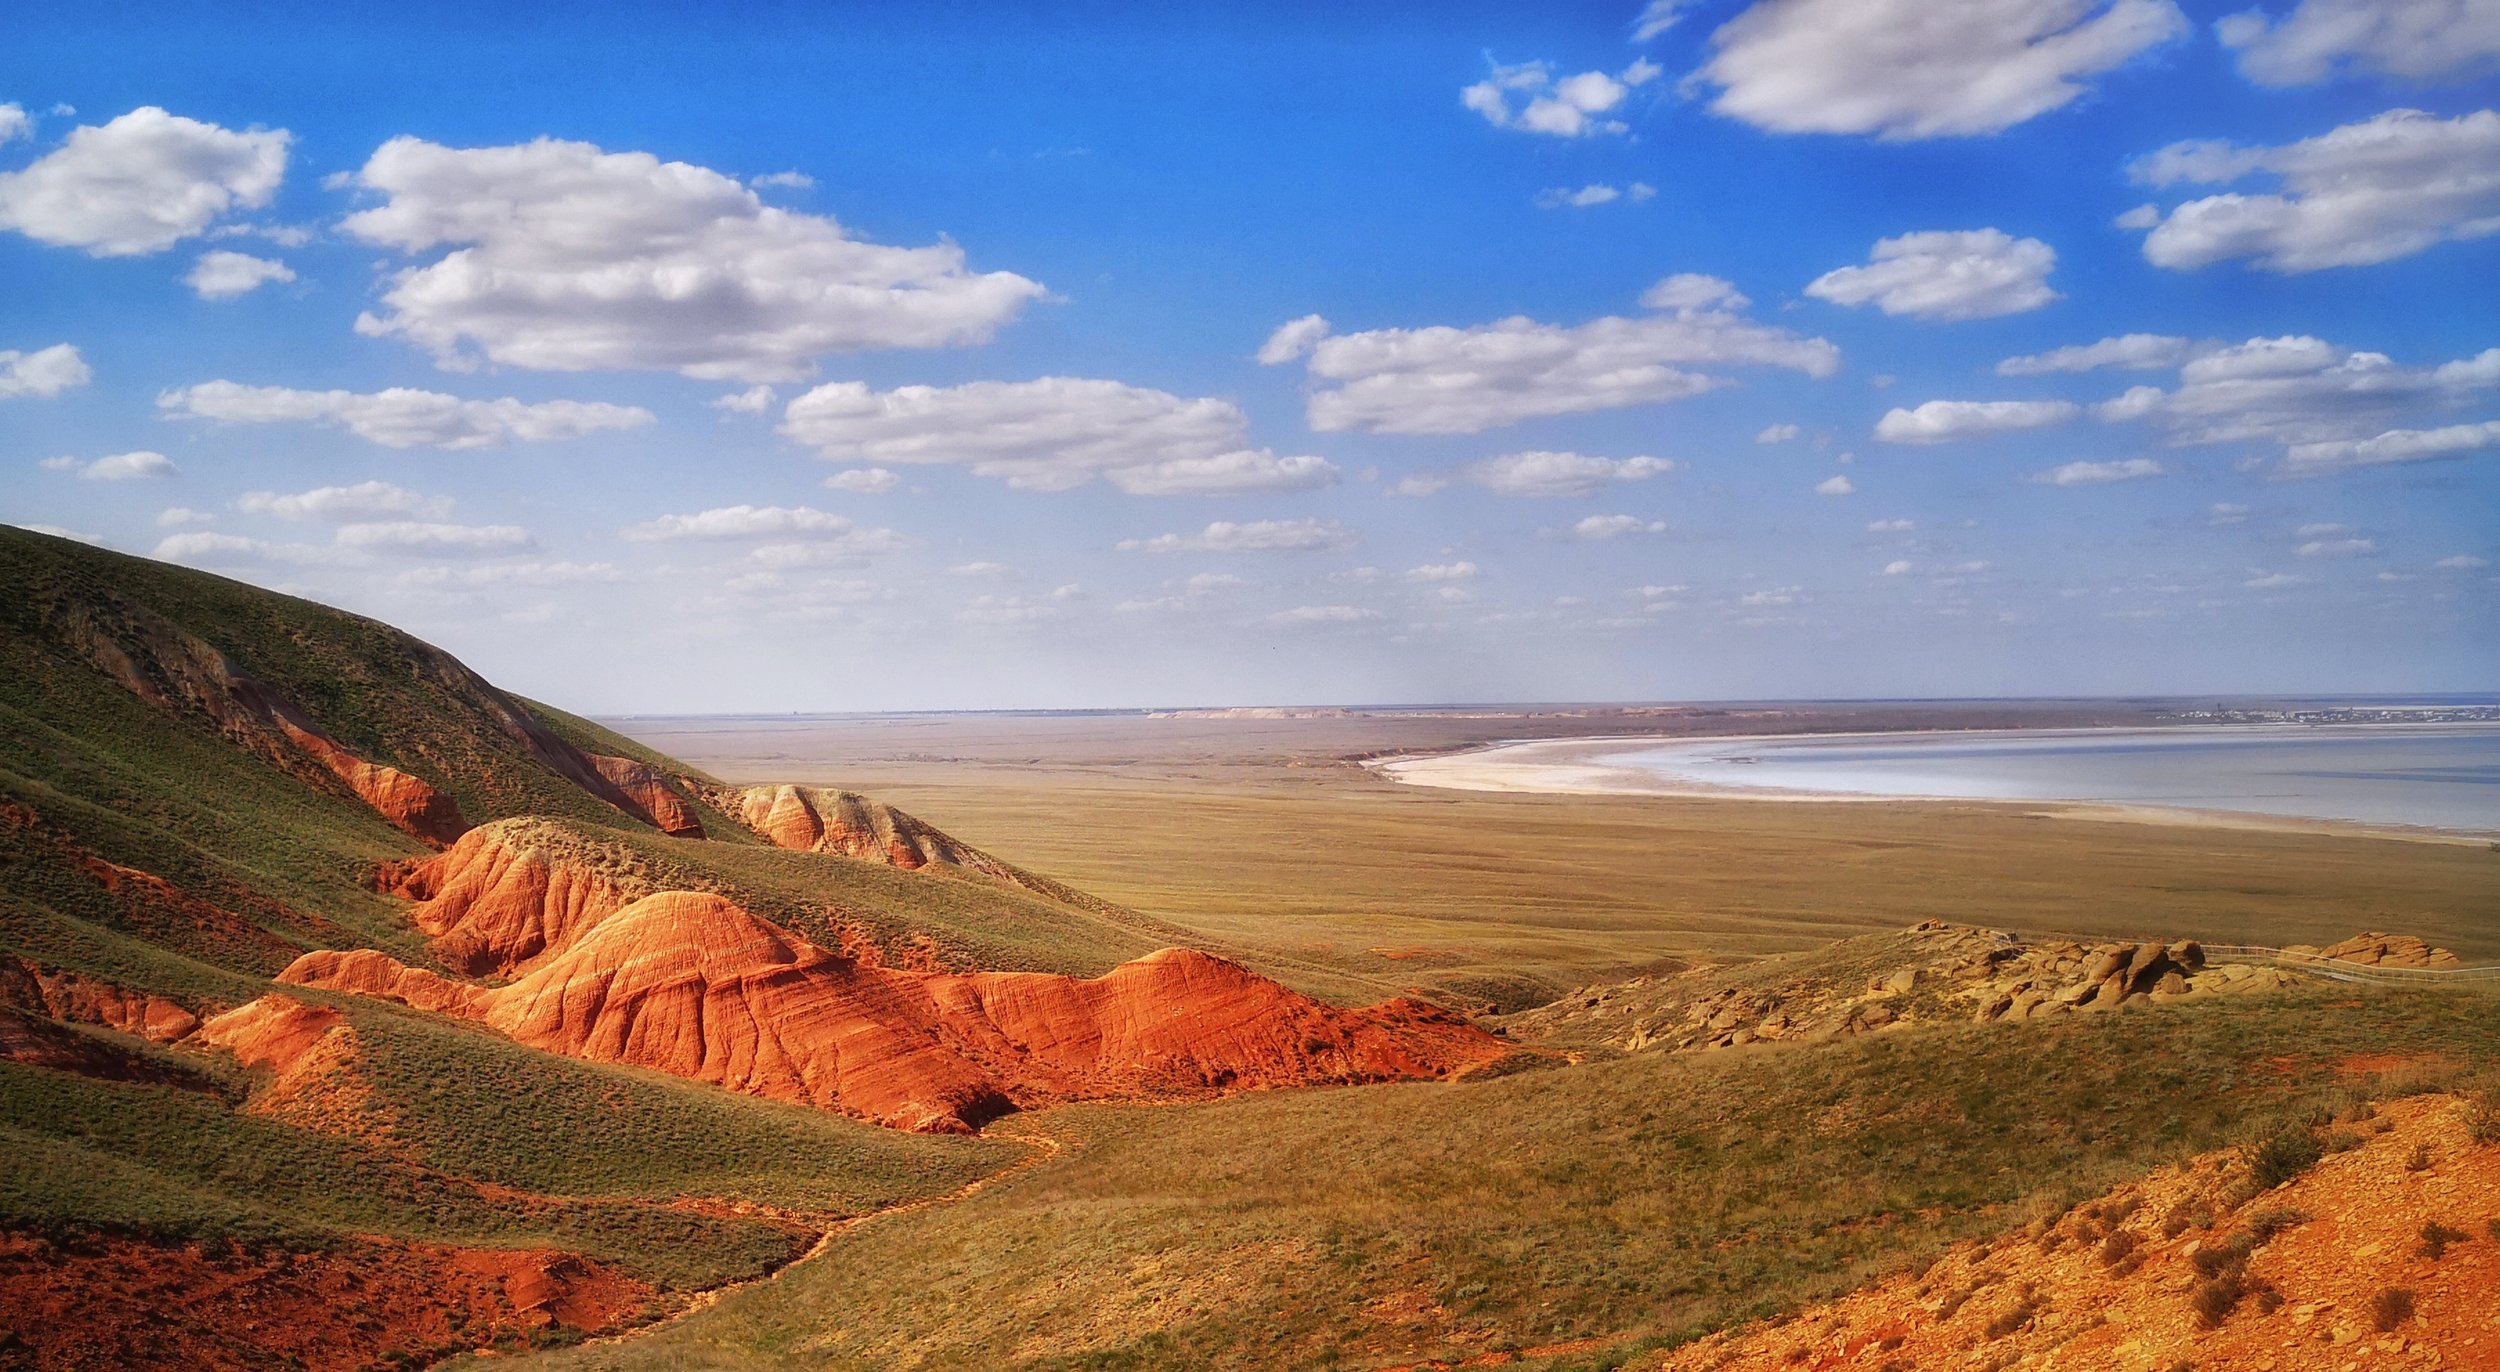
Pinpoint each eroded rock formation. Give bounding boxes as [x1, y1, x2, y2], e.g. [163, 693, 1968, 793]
[729, 785, 1013, 876]
[2286, 932, 2464, 970]
[41, 590, 706, 844]
[47, 596, 470, 845]
[284, 891, 1504, 1133]
[0, 956, 201, 1044]
[1508, 922, 2307, 1057]
[380, 819, 644, 977]
[0, 1226, 650, 1371]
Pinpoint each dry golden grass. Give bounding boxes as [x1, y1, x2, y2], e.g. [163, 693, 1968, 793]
[624, 712, 2500, 1009]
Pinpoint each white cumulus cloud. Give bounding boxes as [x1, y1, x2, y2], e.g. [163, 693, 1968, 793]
[1535, 182, 1657, 209]
[2284, 419, 2500, 474]
[0, 107, 288, 256]
[402, 560, 621, 587]
[158, 381, 654, 449]
[333, 521, 534, 556]
[823, 467, 901, 494]
[1875, 398, 2081, 442]
[2126, 108, 2500, 272]
[338, 135, 1045, 382]
[620, 505, 911, 559]
[1816, 474, 1857, 495]
[1806, 229, 2061, 320]
[0, 343, 90, 399]
[1270, 275, 1838, 435]
[1404, 561, 1478, 583]
[781, 375, 1336, 495]
[50, 450, 177, 480]
[2096, 335, 2500, 469]
[1757, 423, 1802, 443]
[238, 481, 452, 520]
[2036, 457, 2167, 484]
[0, 103, 26, 144]
[1268, 604, 1385, 625]
[184, 250, 293, 300]
[711, 385, 778, 415]
[1462, 59, 1660, 138]
[2218, 0, 2500, 86]
[1456, 451, 1676, 498]
[1693, 0, 2188, 140]
[1997, 333, 2201, 375]
[1572, 514, 1668, 540]
[2297, 535, 2379, 557]
[1256, 314, 1330, 365]
[1117, 518, 1356, 554]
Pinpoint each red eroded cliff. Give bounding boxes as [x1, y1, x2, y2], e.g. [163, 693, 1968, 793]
[284, 891, 1504, 1133]
[585, 753, 706, 838]
[381, 820, 640, 977]
[734, 785, 1012, 875]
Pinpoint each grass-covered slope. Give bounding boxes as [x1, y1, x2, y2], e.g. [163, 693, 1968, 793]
[527, 983, 2500, 1371]
[0, 525, 1167, 1361]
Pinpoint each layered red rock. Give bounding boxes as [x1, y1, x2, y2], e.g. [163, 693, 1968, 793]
[49, 596, 469, 846]
[382, 820, 641, 977]
[734, 785, 1011, 875]
[585, 753, 706, 838]
[285, 891, 1505, 1133]
[0, 1225, 651, 1371]
[0, 956, 201, 1043]
[195, 994, 407, 1147]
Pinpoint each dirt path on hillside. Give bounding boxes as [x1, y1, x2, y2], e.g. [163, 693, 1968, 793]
[557, 1121, 1070, 1357]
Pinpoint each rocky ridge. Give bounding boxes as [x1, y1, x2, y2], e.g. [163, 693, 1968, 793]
[282, 890, 1505, 1133]
[1652, 1090, 2500, 1371]
[2288, 932, 2464, 970]
[1505, 922, 2306, 1056]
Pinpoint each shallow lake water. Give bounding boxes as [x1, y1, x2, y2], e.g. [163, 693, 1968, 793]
[1597, 725, 2500, 835]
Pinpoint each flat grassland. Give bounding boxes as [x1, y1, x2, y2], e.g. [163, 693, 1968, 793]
[620, 708, 2500, 1010]
[523, 707, 2500, 1371]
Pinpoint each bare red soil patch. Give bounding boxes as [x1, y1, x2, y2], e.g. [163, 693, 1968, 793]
[0, 1226, 650, 1370]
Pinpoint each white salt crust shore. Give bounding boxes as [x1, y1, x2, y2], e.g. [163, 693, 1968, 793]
[1365, 731, 2498, 846]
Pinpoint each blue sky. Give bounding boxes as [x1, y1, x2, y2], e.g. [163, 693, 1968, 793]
[3, 0, 2495, 710]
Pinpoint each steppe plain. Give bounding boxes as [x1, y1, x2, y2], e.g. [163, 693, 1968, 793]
[520, 704, 2500, 1372]
[620, 704, 2500, 1013]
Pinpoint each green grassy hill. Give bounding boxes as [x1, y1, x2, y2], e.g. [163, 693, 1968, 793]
[0, 525, 1172, 1361]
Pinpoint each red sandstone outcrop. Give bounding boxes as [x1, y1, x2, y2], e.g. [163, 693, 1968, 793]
[196, 995, 348, 1074]
[731, 785, 1012, 875]
[195, 994, 407, 1146]
[0, 956, 201, 1043]
[284, 891, 1504, 1133]
[48, 596, 469, 845]
[381, 820, 641, 977]
[2285, 932, 2464, 970]
[0, 1225, 652, 1371]
[584, 753, 706, 838]
[44, 590, 706, 843]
